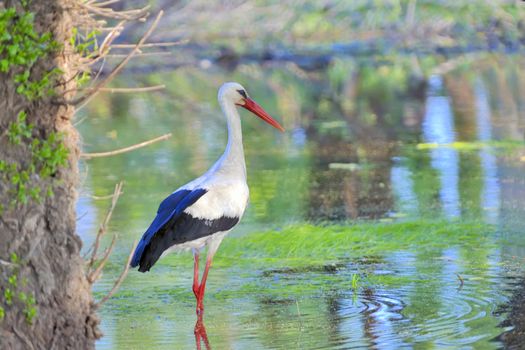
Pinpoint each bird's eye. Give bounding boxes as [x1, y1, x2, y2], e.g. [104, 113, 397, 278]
[237, 89, 247, 99]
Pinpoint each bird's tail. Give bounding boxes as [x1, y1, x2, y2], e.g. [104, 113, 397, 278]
[130, 240, 145, 269]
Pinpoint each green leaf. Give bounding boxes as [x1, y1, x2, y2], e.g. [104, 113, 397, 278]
[18, 291, 27, 302]
[7, 45, 17, 56]
[0, 59, 9, 72]
[8, 275, 17, 287]
[10, 252, 19, 263]
[4, 289, 13, 305]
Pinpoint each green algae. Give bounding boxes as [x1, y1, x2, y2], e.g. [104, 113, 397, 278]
[206, 220, 495, 268]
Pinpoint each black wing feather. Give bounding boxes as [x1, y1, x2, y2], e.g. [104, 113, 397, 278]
[130, 188, 207, 269]
[137, 213, 239, 272]
[131, 187, 240, 272]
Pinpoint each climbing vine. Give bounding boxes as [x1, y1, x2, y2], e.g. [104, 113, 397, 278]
[0, 110, 68, 323]
[0, 3, 69, 325]
[0, 111, 69, 207]
[0, 2, 70, 210]
[0, 6, 104, 209]
[0, 0, 106, 328]
[0, 7, 61, 100]
[0, 253, 37, 324]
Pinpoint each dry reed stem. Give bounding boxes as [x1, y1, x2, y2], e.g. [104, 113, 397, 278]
[81, 1, 149, 21]
[111, 40, 188, 48]
[88, 233, 117, 283]
[81, 133, 171, 159]
[87, 182, 123, 271]
[72, 10, 164, 109]
[96, 240, 136, 307]
[73, 0, 167, 304]
[88, 192, 125, 200]
[106, 51, 172, 58]
[81, 84, 165, 93]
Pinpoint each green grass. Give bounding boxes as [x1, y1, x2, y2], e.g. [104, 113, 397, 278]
[210, 220, 495, 268]
[142, 220, 498, 291]
[109, 220, 494, 302]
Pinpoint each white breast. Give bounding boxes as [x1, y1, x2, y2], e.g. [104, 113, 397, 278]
[184, 181, 249, 220]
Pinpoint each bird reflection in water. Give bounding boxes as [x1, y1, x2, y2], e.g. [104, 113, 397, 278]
[194, 315, 211, 350]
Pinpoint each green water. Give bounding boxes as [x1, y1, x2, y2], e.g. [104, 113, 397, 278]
[78, 55, 525, 349]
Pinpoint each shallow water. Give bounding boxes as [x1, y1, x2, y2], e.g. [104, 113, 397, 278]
[77, 54, 525, 349]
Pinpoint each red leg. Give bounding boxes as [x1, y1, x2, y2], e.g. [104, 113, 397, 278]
[193, 321, 202, 350]
[194, 315, 211, 350]
[192, 251, 200, 298]
[196, 256, 213, 315]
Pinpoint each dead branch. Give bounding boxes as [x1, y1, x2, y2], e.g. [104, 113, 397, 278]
[111, 40, 188, 48]
[72, 0, 168, 306]
[88, 234, 117, 283]
[78, 186, 125, 201]
[88, 0, 121, 7]
[106, 51, 173, 58]
[72, 113, 90, 127]
[80, 2, 149, 21]
[81, 84, 165, 93]
[89, 57, 107, 88]
[97, 20, 127, 56]
[96, 240, 136, 307]
[63, 80, 165, 105]
[72, 10, 164, 109]
[88, 192, 125, 200]
[81, 133, 171, 159]
[71, 21, 126, 79]
[87, 182, 123, 271]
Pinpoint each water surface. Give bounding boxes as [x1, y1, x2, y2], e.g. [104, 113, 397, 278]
[77, 55, 525, 349]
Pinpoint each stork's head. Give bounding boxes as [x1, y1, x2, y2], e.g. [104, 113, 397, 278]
[218, 82, 285, 132]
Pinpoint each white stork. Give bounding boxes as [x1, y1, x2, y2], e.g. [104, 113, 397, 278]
[130, 82, 284, 315]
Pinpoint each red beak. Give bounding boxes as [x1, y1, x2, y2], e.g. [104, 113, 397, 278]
[240, 98, 285, 132]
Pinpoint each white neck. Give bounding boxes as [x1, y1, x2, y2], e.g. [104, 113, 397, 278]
[209, 97, 246, 180]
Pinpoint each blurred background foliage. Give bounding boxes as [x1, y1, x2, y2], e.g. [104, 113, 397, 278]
[113, 0, 525, 51]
